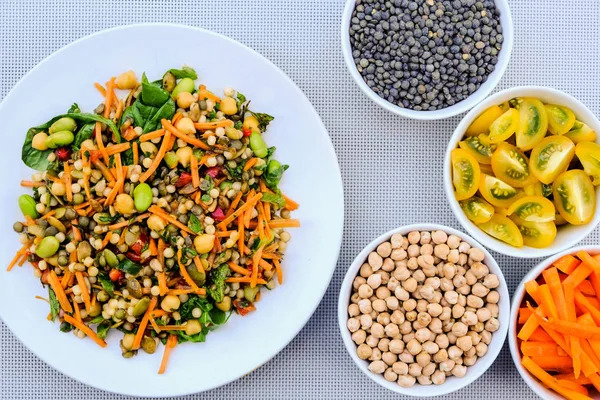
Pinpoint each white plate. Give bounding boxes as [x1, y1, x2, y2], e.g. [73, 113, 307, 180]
[0, 24, 344, 397]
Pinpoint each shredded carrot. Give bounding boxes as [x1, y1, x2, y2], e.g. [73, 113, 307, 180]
[273, 258, 283, 284]
[104, 153, 124, 206]
[60, 270, 73, 289]
[227, 261, 250, 276]
[148, 316, 161, 333]
[48, 270, 73, 313]
[217, 193, 263, 230]
[105, 142, 131, 156]
[7, 244, 29, 271]
[171, 112, 183, 125]
[132, 141, 139, 165]
[237, 214, 245, 255]
[158, 272, 168, 296]
[94, 82, 106, 97]
[139, 128, 172, 183]
[71, 295, 82, 321]
[148, 205, 194, 235]
[161, 119, 210, 150]
[139, 129, 165, 142]
[72, 224, 82, 242]
[75, 271, 91, 312]
[63, 314, 107, 348]
[266, 219, 301, 229]
[264, 202, 271, 221]
[226, 191, 243, 218]
[103, 77, 115, 118]
[94, 122, 109, 164]
[243, 157, 258, 171]
[176, 249, 206, 295]
[20, 180, 44, 187]
[283, 194, 299, 210]
[63, 162, 73, 202]
[107, 213, 150, 231]
[159, 325, 187, 331]
[158, 334, 178, 374]
[190, 153, 200, 188]
[132, 297, 158, 350]
[226, 277, 268, 285]
[196, 85, 222, 103]
[114, 99, 124, 121]
[251, 244, 264, 288]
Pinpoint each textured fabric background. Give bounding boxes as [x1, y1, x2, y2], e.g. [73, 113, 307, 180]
[1, 0, 599, 398]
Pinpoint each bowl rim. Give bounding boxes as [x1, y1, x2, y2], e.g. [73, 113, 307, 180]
[443, 86, 600, 258]
[508, 245, 600, 400]
[337, 223, 510, 397]
[340, 0, 514, 120]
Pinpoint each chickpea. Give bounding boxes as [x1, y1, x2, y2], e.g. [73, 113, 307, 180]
[447, 249, 460, 264]
[417, 375, 432, 385]
[420, 243, 433, 256]
[434, 244, 450, 259]
[392, 361, 409, 375]
[452, 365, 467, 378]
[440, 277, 454, 292]
[407, 231, 421, 244]
[451, 322, 468, 337]
[429, 318, 443, 334]
[453, 274, 467, 289]
[462, 310, 478, 326]
[385, 296, 400, 310]
[376, 286, 391, 299]
[458, 253, 468, 265]
[422, 340, 439, 354]
[417, 312, 432, 326]
[431, 370, 446, 385]
[487, 303, 499, 317]
[377, 242, 392, 258]
[403, 278, 418, 293]
[382, 351, 398, 366]
[447, 345, 463, 360]
[368, 360, 387, 374]
[115, 70, 138, 89]
[464, 346, 477, 358]
[390, 310, 405, 325]
[369, 348, 382, 361]
[439, 306, 452, 321]
[194, 234, 215, 254]
[430, 230, 446, 244]
[456, 335, 473, 352]
[484, 274, 500, 289]
[427, 303, 443, 317]
[399, 320, 412, 335]
[372, 299, 387, 313]
[358, 299, 372, 314]
[468, 248, 485, 262]
[387, 276, 400, 291]
[391, 248, 408, 261]
[385, 323, 401, 338]
[160, 295, 180, 312]
[444, 290, 459, 305]
[465, 270, 478, 286]
[352, 329, 367, 345]
[416, 351, 431, 367]
[384, 368, 398, 382]
[397, 374, 416, 388]
[403, 298, 417, 312]
[457, 284, 471, 296]
[406, 339, 422, 355]
[480, 330, 492, 345]
[360, 263, 373, 278]
[472, 321, 485, 333]
[382, 258, 395, 272]
[350, 293, 361, 304]
[399, 350, 415, 364]
[452, 304, 465, 319]
[433, 348, 448, 363]
[378, 338, 390, 352]
[467, 295, 484, 308]
[415, 327, 432, 343]
[467, 331, 481, 346]
[390, 233, 404, 249]
[220, 96, 238, 115]
[370, 321, 384, 337]
[115, 193, 135, 215]
[368, 252, 383, 270]
[463, 355, 478, 366]
[447, 332, 457, 344]
[51, 182, 66, 196]
[389, 339, 405, 354]
[177, 92, 195, 109]
[366, 335, 379, 348]
[32, 131, 49, 150]
[408, 363, 422, 377]
[413, 269, 426, 283]
[439, 359, 455, 372]
[353, 276, 366, 290]
[487, 289, 500, 304]
[407, 244, 420, 258]
[348, 303, 360, 317]
[407, 257, 418, 270]
[485, 317, 500, 332]
[419, 284, 435, 300]
[347, 317, 360, 332]
[377, 312, 391, 326]
[418, 255, 434, 269]
[359, 314, 373, 329]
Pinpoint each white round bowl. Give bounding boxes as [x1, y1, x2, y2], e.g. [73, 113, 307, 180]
[338, 223, 509, 396]
[341, 0, 514, 120]
[444, 86, 600, 258]
[509, 245, 600, 399]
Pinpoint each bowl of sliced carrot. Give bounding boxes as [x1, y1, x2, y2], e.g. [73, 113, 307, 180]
[510, 246, 600, 399]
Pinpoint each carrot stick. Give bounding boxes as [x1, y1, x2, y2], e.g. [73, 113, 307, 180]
[530, 356, 575, 372]
[519, 307, 534, 324]
[579, 280, 596, 296]
[193, 120, 234, 130]
[521, 356, 592, 400]
[521, 341, 564, 357]
[227, 261, 250, 276]
[578, 313, 600, 365]
[217, 193, 263, 230]
[524, 279, 542, 305]
[544, 268, 569, 320]
[563, 282, 582, 378]
[518, 304, 543, 341]
[266, 219, 301, 229]
[148, 205, 194, 235]
[132, 297, 157, 350]
[557, 380, 589, 396]
[575, 290, 600, 327]
[555, 372, 592, 385]
[529, 326, 555, 342]
[139, 129, 165, 142]
[578, 251, 600, 273]
[556, 255, 582, 275]
[544, 318, 600, 340]
[139, 129, 172, 183]
[538, 284, 559, 320]
[48, 270, 73, 313]
[114, 99, 124, 121]
[63, 314, 107, 348]
[158, 334, 178, 374]
[564, 263, 594, 289]
[75, 272, 91, 312]
[161, 119, 210, 150]
[158, 325, 186, 331]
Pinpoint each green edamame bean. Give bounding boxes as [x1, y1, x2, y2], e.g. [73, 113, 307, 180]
[49, 117, 77, 134]
[219, 181, 233, 191]
[45, 131, 74, 149]
[249, 132, 268, 158]
[36, 236, 60, 258]
[18, 194, 39, 218]
[171, 78, 195, 99]
[133, 183, 153, 212]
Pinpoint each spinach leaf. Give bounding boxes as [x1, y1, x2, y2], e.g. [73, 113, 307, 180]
[60, 322, 73, 332]
[261, 192, 286, 208]
[67, 103, 80, 113]
[96, 321, 111, 339]
[249, 111, 274, 131]
[72, 123, 95, 152]
[224, 158, 247, 180]
[175, 295, 229, 343]
[48, 287, 60, 322]
[97, 213, 121, 224]
[188, 214, 203, 234]
[208, 264, 230, 303]
[46, 158, 60, 175]
[264, 159, 289, 192]
[121, 75, 176, 133]
[166, 66, 198, 80]
[89, 315, 105, 324]
[117, 258, 142, 275]
[122, 147, 134, 165]
[97, 273, 114, 295]
[22, 112, 121, 171]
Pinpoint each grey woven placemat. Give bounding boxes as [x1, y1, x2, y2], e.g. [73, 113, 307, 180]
[1, 0, 599, 398]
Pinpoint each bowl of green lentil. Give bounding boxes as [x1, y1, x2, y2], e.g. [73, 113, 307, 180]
[342, 0, 513, 119]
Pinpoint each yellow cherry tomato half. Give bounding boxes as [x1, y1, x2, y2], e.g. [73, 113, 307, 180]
[458, 136, 497, 165]
[529, 135, 575, 184]
[554, 210, 568, 226]
[479, 163, 494, 176]
[493, 206, 509, 216]
[553, 169, 596, 225]
[491, 142, 537, 188]
[459, 196, 495, 224]
[506, 195, 555, 222]
[544, 104, 576, 135]
[509, 215, 557, 248]
[479, 174, 524, 208]
[478, 214, 524, 248]
[465, 105, 504, 136]
[524, 180, 553, 198]
[451, 148, 481, 200]
[498, 101, 511, 112]
[575, 141, 600, 185]
[565, 120, 596, 144]
[488, 108, 519, 144]
[516, 98, 548, 151]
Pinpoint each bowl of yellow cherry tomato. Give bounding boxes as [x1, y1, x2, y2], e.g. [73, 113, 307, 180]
[444, 86, 600, 258]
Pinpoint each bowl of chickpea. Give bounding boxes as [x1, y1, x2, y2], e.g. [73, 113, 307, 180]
[338, 224, 509, 396]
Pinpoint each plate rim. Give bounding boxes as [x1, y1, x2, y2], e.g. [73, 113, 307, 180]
[0, 22, 345, 397]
